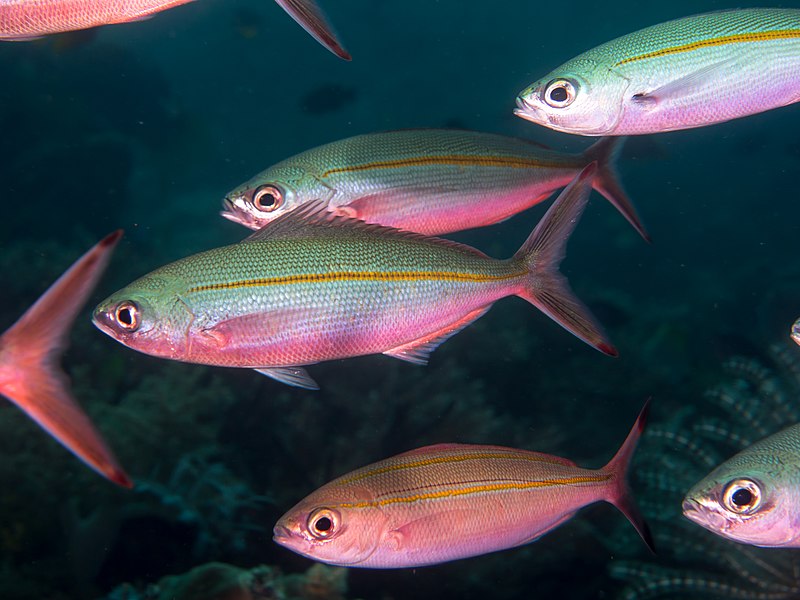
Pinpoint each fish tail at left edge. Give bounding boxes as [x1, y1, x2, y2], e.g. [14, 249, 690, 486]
[0, 231, 132, 489]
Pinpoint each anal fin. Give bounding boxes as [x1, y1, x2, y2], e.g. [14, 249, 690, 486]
[255, 366, 319, 390]
[383, 306, 490, 365]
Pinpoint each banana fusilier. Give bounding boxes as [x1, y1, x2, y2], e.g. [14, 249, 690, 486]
[684, 423, 800, 547]
[222, 129, 646, 239]
[274, 402, 654, 567]
[94, 166, 615, 390]
[516, 9, 800, 135]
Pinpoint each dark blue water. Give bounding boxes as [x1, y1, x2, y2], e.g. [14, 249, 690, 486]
[1, 1, 799, 598]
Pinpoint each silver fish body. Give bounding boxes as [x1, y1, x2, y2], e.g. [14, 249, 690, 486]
[222, 129, 646, 239]
[683, 423, 800, 547]
[516, 9, 800, 135]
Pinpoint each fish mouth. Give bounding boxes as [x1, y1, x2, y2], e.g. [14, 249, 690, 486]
[272, 524, 293, 545]
[682, 498, 728, 531]
[220, 196, 249, 226]
[91, 306, 116, 336]
[219, 196, 258, 229]
[513, 95, 547, 125]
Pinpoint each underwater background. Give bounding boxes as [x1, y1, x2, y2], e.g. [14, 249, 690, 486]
[1, 0, 800, 598]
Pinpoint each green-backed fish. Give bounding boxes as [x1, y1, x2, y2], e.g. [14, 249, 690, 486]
[683, 423, 800, 547]
[222, 129, 647, 240]
[515, 9, 800, 135]
[93, 165, 616, 390]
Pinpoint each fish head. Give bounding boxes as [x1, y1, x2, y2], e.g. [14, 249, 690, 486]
[92, 276, 194, 361]
[682, 450, 800, 547]
[221, 165, 333, 231]
[274, 484, 389, 566]
[514, 59, 630, 135]
[791, 318, 800, 346]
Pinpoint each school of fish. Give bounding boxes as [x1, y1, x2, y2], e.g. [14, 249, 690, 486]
[3, 3, 800, 581]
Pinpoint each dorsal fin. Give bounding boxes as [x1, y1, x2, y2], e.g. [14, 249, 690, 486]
[242, 199, 490, 258]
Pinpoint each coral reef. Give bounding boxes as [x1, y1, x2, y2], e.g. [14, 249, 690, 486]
[101, 562, 350, 600]
[609, 343, 800, 599]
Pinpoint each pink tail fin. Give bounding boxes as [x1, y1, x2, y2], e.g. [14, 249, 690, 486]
[0, 231, 132, 488]
[514, 163, 617, 356]
[275, 0, 351, 60]
[582, 137, 650, 242]
[603, 399, 655, 553]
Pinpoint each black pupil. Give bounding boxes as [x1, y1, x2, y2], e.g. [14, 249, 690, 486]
[258, 191, 276, 207]
[118, 307, 132, 326]
[315, 516, 332, 532]
[732, 487, 753, 506]
[549, 86, 568, 103]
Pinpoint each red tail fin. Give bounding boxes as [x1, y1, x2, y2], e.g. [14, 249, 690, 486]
[275, 0, 351, 60]
[514, 163, 617, 356]
[603, 399, 655, 553]
[0, 231, 132, 488]
[582, 137, 650, 242]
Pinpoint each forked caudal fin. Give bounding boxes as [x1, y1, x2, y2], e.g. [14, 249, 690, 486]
[275, 0, 351, 60]
[602, 399, 655, 553]
[514, 163, 617, 356]
[582, 137, 650, 242]
[0, 231, 132, 488]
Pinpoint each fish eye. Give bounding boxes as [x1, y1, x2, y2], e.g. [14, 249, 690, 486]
[252, 185, 284, 213]
[722, 478, 762, 514]
[307, 507, 340, 540]
[543, 79, 578, 108]
[114, 301, 141, 332]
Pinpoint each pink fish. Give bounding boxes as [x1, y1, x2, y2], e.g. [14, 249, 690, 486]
[0, 0, 350, 59]
[273, 402, 654, 567]
[0, 231, 131, 487]
[93, 165, 616, 392]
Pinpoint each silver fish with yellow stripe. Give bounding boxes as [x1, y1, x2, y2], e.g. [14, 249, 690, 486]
[222, 129, 647, 240]
[516, 9, 800, 135]
[274, 401, 654, 567]
[93, 165, 615, 390]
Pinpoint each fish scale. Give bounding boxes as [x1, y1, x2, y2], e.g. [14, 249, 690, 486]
[222, 129, 646, 239]
[516, 8, 800, 135]
[0, 0, 194, 38]
[94, 166, 616, 389]
[684, 423, 800, 547]
[0, 0, 350, 60]
[273, 404, 653, 567]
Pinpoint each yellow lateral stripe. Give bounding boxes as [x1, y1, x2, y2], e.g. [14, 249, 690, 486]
[321, 154, 565, 177]
[615, 29, 800, 66]
[338, 474, 613, 509]
[337, 452, 571, 485]
[188, 270, 523, 293]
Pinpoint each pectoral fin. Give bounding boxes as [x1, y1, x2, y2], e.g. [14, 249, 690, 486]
[631, 58, 737, 106]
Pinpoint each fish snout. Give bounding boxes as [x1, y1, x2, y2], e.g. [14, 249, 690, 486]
[682, 497, 729, 531]
[513, 95, 546, 124]
[91, 306, 116, 335]
[220, 193, 261, 230]
[273, 524, 294, 546]
[681, 497, 702, 520]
